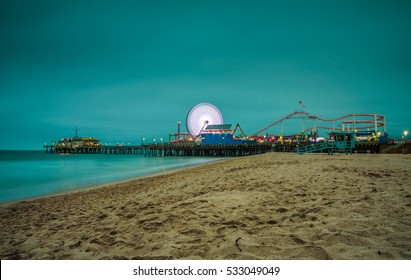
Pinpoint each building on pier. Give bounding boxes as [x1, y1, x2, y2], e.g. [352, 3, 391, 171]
[199, 124, 255, 145]
[56, 125, 101, 148]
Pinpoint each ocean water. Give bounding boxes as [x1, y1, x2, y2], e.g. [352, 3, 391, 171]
[0, 151, 221, 204]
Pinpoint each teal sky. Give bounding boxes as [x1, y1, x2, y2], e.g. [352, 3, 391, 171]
[1, 0, 410, 149]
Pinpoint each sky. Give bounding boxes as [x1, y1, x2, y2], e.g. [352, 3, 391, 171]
[1, 0, 410, 149]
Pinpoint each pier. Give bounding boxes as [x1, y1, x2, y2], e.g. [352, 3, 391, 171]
[44, 145, 145, 155]
[44, 143, 273, 157]
[144, 143, 273, 157]
[43, 141, 394, 156]
[44, 107, 395, 157]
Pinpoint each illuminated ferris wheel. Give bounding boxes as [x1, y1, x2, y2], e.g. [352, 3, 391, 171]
[186, 103, 224, 137]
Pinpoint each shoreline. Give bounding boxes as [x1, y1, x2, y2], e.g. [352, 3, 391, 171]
[1, 153, 410, 260]
[0, 156, 227, 207]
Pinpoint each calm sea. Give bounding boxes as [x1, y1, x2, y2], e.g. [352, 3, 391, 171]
[0, 150, 221, 204]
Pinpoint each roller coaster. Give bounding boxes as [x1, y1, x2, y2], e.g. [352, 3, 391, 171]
[252, 111, 387, 139]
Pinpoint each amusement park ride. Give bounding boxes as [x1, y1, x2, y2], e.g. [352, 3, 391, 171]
[252, 111, 387, 142]
[170, 103, 254, 145]
[170, 102, 387, 145]
[164, 102, 393, 154]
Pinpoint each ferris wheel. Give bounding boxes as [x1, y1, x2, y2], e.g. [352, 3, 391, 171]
[186, 103, 224, 137]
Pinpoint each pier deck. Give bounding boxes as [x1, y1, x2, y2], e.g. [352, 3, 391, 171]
[44, 141, 396, 156]
[144, 143, 273, 157]
[44, 145, 145, 155]
[44, 143, 273, 157]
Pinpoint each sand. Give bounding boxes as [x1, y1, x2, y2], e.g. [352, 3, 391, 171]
[0, 152, 410, 260]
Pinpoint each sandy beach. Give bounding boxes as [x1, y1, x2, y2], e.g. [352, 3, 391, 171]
[0, 152, 410, 260]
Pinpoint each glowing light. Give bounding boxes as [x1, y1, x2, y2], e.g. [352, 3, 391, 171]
[186, 103, 224, 136]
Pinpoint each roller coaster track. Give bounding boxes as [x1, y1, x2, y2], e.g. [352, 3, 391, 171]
[252, 111, 386, 136]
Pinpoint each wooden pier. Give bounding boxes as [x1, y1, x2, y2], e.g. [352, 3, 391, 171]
[144, 143, 273, 157]
[44, 145, 145, 155]
[44, 143, 273, 157]
[44, 141, 389, 156]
